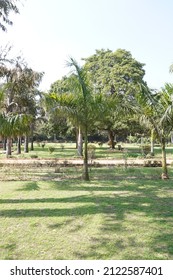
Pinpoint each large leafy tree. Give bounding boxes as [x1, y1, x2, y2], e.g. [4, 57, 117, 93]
[83, 49, 147, 147]
[0, 0, 19, 32]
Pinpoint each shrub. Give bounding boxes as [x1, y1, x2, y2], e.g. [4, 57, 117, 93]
[48, 146, 55, 154]
[41, 142, 45, 148]
[117, 144, 123, 151]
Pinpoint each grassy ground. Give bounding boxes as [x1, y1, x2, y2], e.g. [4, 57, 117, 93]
[1, 141, 173, 160]
[0, 166, 173, 260]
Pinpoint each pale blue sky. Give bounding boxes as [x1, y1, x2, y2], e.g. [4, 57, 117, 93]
[1, 0, 173, 91]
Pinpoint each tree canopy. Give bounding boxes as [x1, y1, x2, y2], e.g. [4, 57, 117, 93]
[0, 0, 20, 32]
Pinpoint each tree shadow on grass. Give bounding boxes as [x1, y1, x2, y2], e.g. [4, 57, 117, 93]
[151, 232, 173, 258]
[17, 182, 40, 191]
[0, 194, 172, 220]
[1, 178, 173, 259]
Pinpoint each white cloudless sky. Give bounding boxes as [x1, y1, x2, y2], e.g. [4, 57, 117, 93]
[1, 0, 173, 91]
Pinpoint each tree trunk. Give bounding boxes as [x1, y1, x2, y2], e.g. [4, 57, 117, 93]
[77, 126, 83, 156]
[170, 131, 173, 144]
[150, 129, 154, 156]
[108, 129, 115, 149]
[30, 138, 34, 151]
[24, 135, 29, 153]
[75, 127, 78, 149]
[17, 137, 21, 154]
[30, 123, 34, 151]
[3, 138, 7, 151]
[161, 138, 169, 179]
[53, 134, 57, 142]
[6, 137, 12, 157]
[83, 125, 89, 181]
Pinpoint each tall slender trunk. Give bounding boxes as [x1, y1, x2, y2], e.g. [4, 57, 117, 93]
[3, 138, 7, 151]
[53, 134, 57, 142]
[6, 137, 12, 157]
[75, 127, 78, 149]
[17, 136, 21, 154]
[30, 123, 34, 151]
[83, 125, 89, 181]
[150, 129, 154, 156]
[77, 126, 83, 156]
[30, 138, 34, 151]
[108, 129, 115, 149]
[161, 138, 169, 179]
[170, 131, 173, 144]
[24, 135, 29, 153]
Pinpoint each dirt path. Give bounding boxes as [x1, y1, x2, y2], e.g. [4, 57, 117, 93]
[0, 157, 173, 166]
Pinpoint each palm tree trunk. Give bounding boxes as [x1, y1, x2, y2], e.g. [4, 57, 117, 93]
[24, 135, 29, 153]
[83, 125, 89, 181]
[170, 131, 173, 143]
[30, 138, 34, 151]
[3, 138, 6, 151]
[6, 137, 12, 157]
[17, 136, 21, 154]
[75, 127, 78, 148]
[161, 138, 169, 179]
[150, 129, 154, 156]
[77, 126, 83, 156]
[30, 123, 34, 151]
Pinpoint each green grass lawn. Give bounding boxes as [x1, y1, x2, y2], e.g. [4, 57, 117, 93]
[1, 141, 173, 160]
[0, 166, 173, 260]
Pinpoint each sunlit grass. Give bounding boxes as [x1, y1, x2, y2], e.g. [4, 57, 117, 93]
[0, 166, 173, 260]
[1, 141, 173, 160]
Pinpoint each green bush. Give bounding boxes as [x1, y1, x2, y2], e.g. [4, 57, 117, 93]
[41, 142, 45, 148]
[48, 146, 55, 154]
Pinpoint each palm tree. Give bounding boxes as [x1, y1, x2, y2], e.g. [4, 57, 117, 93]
[0, 113, 32, 157]
[0, 57, 43, 156]
[0, 0, 19, 32]
[0, 113, 17, 156]
[46, 58, 104, 180]
[169, 64, 173, 73]
[135, 83, 173, 179]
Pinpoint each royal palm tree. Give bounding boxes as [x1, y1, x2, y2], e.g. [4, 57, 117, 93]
[0, 58, 43, 156]
[135, 83, 173, 179]
[46, 58, 105, 180]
